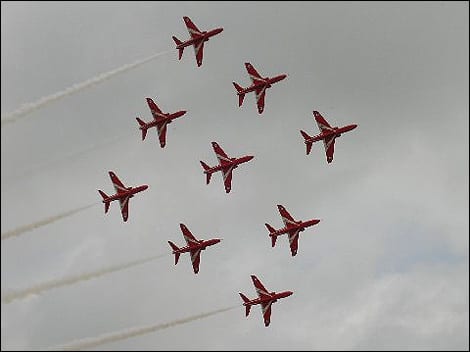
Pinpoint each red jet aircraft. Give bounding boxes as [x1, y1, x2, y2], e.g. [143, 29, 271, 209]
[98, 171, 148, 222]
[136, 98, 187, 148]
[232, 62, 287, 114]
[265, 205, 320, 256]
[168, 223, 222, 274]
[239, 275, 293, 327]
[300, 111, 358, 163]
[200, 142, 254, 193]
[172, 16, 223, 67]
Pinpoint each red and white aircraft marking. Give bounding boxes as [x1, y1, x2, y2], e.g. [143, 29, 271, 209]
[300, 110, 358, 163]
[265, 205, 320, 256]
[239, 275, 293, 327]
[172, 16, 223, 67]
[136, 98, 187, 148]
[98, 171, 148, 222]
[200, 142, 254, 193]
[168, 223, 221, 274]
[233, 62, 287, 114]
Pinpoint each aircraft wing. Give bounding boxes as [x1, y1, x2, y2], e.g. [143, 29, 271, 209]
[211, 142, 232, 165]
[146, 98, 163, 120]
[156, 121, 168, 148]
[222, 166, 234, 193]
[277, 205, 298, 228]
[251, 275, 271, 299]
[323, 135, 336, 163]
[183, 16, 202, 38]
[119, 195, 130, 222]
[245, 62, 264, 84]
[255, 86, 266, 114]
[180, 223, 200, 246]
[193, 39, 205, 67]
[314, 111, 334, 133]
[190, 248, 202, 274]
[109, 171, 127, 194]
[288, 229, 301, 256]
[260, 300, 273, 327]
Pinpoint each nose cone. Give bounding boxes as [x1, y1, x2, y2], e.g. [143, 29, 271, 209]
[245, 155, 254, 162]
[214, 27, 224, 35]
[286, 290, 293, 297]
[142, 185, 149, 191]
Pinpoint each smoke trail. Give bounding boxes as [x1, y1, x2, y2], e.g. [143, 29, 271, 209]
[1, 50, 172, 126]
[1, 203, 96, 241]
[1, 253, 168, 304]
[52, 305, 238, 351]
[2, 131, 134, 185]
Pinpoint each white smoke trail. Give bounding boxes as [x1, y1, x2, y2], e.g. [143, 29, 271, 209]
[52, 305, 238, 351]
[1, 203, 97, 241]
[1, 50, 172, 126]
[2, 131, 134, 185]
[1, 253, 168, 304]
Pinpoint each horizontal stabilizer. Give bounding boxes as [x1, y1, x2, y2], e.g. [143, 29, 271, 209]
[300, 130, 313, 155]
[168, 241, 180, 265]
[172, 36, 184, 59]
[98, 190, 110, 213]
[239, 293, 252, 316]
[136, 118, 148, 140]
[232, 82, 245, 106]
[200, 161, 212, 184]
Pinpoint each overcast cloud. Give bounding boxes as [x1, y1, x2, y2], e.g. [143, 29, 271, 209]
[1, 1, 468, 350]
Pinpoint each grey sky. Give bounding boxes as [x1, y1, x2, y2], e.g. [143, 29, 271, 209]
[1, 1, 468, 350]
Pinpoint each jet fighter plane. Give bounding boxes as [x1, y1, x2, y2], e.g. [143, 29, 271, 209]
[200, 142, 254, 193]
[98, 171, 148, 222]
[265, 205, 320, 256]
[300, 110, 357, 163]
[172, 16, 223, 67]
[239, 275, 293, 327]
[136, 98, 187, 148]
[232, 62, 287, 114]
[168, 223, 221, 274]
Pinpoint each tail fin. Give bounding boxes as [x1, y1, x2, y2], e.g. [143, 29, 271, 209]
[200, 161, 212, 184]
[168, 241, 181, 265]
[98, 190, 110, 213]
[232, 82, 245, 107]
[239, 293, 252, 316]
[265, 223, 277, 247]
[136, 118, 148, 140]
[172, 36, 184, 60]
[300, 130, 313, 155]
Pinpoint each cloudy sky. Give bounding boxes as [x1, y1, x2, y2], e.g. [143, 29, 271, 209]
[1, 1, 468, 350]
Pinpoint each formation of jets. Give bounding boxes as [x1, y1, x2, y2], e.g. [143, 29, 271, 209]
[96, 16, 358, 327]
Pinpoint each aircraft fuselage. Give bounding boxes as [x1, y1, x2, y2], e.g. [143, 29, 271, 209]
[243, 290, 293, 307]
[204, 155, 254, 174]
[139, 111, 187, 130]
[238, 74, 287, 94]
[171, 238, 221, 254]
[105, 185, 148, 203]
[309, 124, 357, 142]
[269, 219, 320, 236]
[176, 28, 224, 48]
